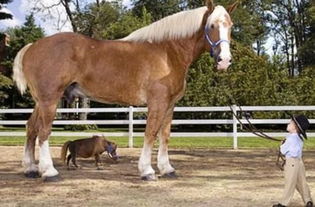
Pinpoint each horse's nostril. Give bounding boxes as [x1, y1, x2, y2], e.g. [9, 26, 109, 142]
[218, 57, 222, 62]
[229, 59, 232, 63]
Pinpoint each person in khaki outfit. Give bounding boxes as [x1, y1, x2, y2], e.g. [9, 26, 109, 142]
[273, 115, 313, 207]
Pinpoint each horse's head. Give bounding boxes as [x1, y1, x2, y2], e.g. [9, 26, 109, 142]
[204, 0, 238, 71]
[105, 141, 118, 161]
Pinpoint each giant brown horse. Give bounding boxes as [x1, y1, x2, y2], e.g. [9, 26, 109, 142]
[13, 0, 237, 181]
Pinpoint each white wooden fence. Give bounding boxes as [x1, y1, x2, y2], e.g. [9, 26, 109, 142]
[0, 105, 314, 149]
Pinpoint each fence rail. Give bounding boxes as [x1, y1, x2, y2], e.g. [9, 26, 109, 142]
[1, 106, 315, 149]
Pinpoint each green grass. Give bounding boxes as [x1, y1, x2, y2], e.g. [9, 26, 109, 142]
[1, 136, 315, 149]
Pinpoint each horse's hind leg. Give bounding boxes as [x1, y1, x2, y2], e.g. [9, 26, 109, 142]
[37, 101, 60, 181]
[72, 156, 78, 168]
[23, 106, 40, 178]
[68, 144, 79, 168]
[66, 154, 72, 170]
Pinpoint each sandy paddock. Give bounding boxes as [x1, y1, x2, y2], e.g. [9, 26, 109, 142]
[0, 146, 314, 207]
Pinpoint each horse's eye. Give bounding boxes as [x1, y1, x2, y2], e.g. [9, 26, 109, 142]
[211, 24, 214, 29]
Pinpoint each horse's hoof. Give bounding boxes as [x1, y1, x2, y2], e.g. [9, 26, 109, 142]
[159, 171, 177, 179]
[141, 174, 157, 181]
[43, 175, 61, 182]
[24, 171, 40, 178]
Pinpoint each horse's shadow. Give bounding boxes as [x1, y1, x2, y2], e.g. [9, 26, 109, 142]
[1, 149, 315, 186]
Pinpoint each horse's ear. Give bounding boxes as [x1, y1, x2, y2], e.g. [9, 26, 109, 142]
[205, 0, 215, 13]
[227, 1, 239, 14]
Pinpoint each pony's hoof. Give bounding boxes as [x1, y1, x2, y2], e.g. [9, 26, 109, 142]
[43, 175, 61, 182]
[24, 171, 40, 178]
[159, 171, 178, 179]
[141, 174, 157, 181]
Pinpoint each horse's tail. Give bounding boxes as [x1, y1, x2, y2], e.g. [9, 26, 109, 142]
[60, 141, 71, 164]
[12, 43, 33, 95]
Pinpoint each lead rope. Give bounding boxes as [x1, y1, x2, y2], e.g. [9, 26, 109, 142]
[212, 77, 285, 170]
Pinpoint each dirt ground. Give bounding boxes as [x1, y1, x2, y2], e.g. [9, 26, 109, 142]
[0, 146, 314, 207]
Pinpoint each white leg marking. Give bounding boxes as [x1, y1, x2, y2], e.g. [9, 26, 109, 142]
[22, 142, 38, 173]
[39, 140, 59, 178]
[138, 142, 155, 177]
[158, 136, 174, 175]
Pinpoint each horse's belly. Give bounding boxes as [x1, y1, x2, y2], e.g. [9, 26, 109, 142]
[77, 80, 148, 106]
[91, 88, 147, 106]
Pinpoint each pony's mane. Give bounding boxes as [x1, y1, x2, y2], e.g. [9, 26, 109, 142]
[121, 6, 208, 43]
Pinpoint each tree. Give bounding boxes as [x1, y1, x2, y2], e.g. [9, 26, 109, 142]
[0, 71, 12, 110]
[184, 0, 204, 9]
[72, 0, 122, 38]
[178, 41, 315, 108]
[26, 0, 95, 33]
[0, 0, 14, 110]
[132, 0, 182, 21]
[265, 0, 312, 76]
[298, 1, 315, 68]
[102, 7, 152, 40]
[2, 14, 45, 108]
[0, 0, 13, 20]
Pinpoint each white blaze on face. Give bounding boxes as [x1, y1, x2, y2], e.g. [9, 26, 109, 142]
[218, 23, 232, 70]
[207, 6, 232, 70]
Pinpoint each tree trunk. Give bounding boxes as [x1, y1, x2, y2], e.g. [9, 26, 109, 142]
[79, 97, 90, 120]
[290, 35, 295, 76]
[62, 0, 78, 32]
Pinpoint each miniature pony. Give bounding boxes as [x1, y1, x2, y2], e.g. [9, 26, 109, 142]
[60, 135, 118, 170]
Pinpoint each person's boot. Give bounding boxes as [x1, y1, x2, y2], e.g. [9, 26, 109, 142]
[306, 201, 313, 207]
[272, 204, 286, 207]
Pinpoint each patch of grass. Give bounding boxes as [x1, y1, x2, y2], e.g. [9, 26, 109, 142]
[1, 136, 314, 149]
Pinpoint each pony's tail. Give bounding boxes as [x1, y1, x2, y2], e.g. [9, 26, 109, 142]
[12, 43, 33, 95]
[60, 141, 71, 164]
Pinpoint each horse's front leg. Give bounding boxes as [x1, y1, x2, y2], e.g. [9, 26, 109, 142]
[157, 107, 176, 178]
[139, 92, 170, 181]
[95, 154, 103, 170]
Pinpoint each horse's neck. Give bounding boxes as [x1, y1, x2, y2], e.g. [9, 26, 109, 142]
[165, 30, 205, 70]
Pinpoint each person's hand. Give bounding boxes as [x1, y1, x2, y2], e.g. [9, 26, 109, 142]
[281, 139, 286, 144]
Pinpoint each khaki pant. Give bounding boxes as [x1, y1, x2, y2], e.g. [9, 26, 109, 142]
[280, 158, 312, 206]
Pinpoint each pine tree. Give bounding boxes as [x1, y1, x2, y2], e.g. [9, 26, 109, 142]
[2, 14, 45, 108]
[0, 0, 13, 20]
[132, 0, 182, 21]
[298, 1, 315, 67]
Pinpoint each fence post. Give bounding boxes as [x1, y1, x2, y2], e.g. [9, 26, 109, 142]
[128, 106, 134, 148]
[232, 105, 238, 149]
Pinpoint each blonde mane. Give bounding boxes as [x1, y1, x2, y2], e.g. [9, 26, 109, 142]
[121, 6, 209, 43]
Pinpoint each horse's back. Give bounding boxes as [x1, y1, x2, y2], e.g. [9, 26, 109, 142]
[21, 32, 179, 106]
[24, 32, 95, 66]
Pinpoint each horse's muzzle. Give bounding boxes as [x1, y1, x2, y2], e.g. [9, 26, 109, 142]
[217, 60, 231, 71]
